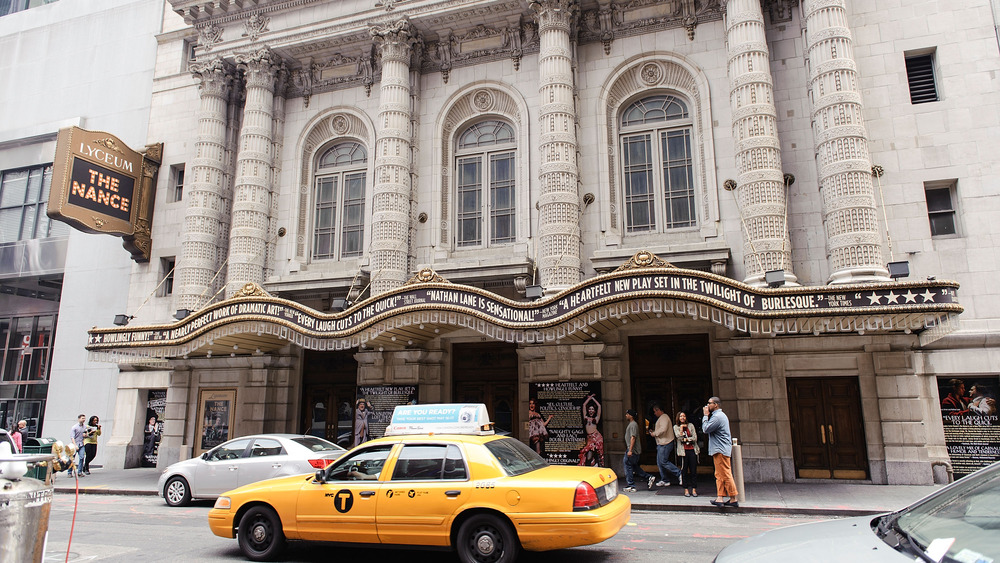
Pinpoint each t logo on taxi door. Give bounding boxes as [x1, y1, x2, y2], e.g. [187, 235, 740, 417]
[334, 489, 354, 513]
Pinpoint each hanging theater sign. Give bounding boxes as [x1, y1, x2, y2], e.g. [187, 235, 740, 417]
[47, 126, 162, 262]
[86, 252, 963, 363]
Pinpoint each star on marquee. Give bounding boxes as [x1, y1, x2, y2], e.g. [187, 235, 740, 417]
[920, 289, 937, 302]
[884, 291, 900, 304]
[867, 292, 882, 305]
[902, 291, 917, 303]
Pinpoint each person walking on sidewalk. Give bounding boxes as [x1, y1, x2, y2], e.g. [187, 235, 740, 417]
[673, 411, 699, 497]
[9, 421, 22, 452]
[703, 397, 739, 508]
[648, 403, 681, 487]
[82, 415, 102, 475]
[70, 414, 88, 477]
[622, 409, 656, 492]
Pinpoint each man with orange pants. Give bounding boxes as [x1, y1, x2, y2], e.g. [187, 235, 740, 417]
[702, 396, 739, 508]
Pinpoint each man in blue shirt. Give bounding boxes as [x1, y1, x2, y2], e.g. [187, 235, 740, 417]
[702, 397, 739, 508]
[70, 414, 88, 477]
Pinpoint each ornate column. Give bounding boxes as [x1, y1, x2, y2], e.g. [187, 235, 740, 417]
[725, 0, 796, 287]
[265, 69, 288, 281]
[226, 48, 282, 297]
[530, 0, 581, 292]
[370, 20, 415, 295]
[803, 0, 888, 283]
[176, 57, 233, 312]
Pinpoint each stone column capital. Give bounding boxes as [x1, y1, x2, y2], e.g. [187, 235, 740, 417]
[190, 56, 234, 98]
[371, 19, 416, 64]
[235, 47, 283, 91]
[529, 0, 578, 32]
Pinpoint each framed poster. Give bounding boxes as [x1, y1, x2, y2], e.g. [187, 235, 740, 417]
[938, 376, 1000, 478]
[354, 385, 418, 447]
[196, 389, 237, 455]
[528, 382, 604, 467]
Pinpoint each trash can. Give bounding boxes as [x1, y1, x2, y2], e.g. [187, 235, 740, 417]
[0, 453, 55, 563]
[22, 438, 56, 481]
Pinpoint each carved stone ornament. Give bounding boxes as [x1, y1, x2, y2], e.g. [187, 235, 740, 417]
[93, 138, 126, 155]
[473, 90, 495, 112]
[332, 114, 350, 134]
[406, 268, 449, 285]
[242, 13, 270, 42]
[198, 23, 224, 51]
[640, 62, 662, 86]
[614, 251, 676, 272]
[232, 282, 270, 298]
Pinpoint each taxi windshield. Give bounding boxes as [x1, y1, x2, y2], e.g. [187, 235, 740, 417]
[894, 462, 1000, 561]
[485, 437, 547, 476]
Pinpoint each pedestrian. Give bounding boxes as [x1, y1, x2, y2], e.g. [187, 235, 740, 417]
[648, 403, 680, 487]
[622, 409, 656, 492]
[82, 415, 101, 475]
[703, 397, 739, 508]
[70, 414, 87, 477]
[673, 411, 699, 497]
[9, 422, 22, 453]
[17, 419, 28, 445]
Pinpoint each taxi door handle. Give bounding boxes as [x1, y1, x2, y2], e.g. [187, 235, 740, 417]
[359, 490, 376, 498]
[229, 466, 238, 471]
[271, 464, 282, 468]
[445, 490, 461, 497]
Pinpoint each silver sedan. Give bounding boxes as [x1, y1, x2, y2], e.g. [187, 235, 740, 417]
[158, 434, 346, 507]
[715, 460, 1000, 562]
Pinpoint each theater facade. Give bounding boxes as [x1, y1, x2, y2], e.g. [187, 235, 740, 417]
[87, 0, 1000, 485]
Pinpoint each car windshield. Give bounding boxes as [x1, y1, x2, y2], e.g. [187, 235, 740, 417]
[894, 462, 1000, 562]
[484, 437, 547, 477]
[292, 436, 346, 453]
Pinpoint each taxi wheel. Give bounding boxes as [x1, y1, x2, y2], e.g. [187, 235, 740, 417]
[163, 476, 191, 507]
[237, 506, 286, 562]
[457, 514, 520, 563]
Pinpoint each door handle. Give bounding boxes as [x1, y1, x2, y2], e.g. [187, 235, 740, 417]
[828, 425, 834, 445]
[359, 490, 376, 498]
[820, 425, 826, 444]
[229, 466, 238, 471]
[445, 490, 461, 497]
[271, 464, 282, 468]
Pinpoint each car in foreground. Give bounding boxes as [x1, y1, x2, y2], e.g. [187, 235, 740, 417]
[158, 434, 346, 506]
[208, 404, 631, 562]
[715, 459, 1000, 563]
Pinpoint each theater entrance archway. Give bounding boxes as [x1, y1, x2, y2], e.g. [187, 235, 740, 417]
[301, 350, 357, 449]
[629, 334, 713, 467]
[453, 342, 518, 436]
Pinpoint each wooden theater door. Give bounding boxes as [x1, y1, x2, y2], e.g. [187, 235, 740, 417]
[452, 342, 518, 436]
[787, 377, 869, 479]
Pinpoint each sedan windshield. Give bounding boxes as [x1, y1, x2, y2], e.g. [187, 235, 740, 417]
[894, 462, 1000, 562]
[292, 436, 345, 453]
[485, 437, 547, 476]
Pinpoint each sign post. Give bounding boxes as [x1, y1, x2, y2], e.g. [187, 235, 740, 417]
[47, 126, 162, 262]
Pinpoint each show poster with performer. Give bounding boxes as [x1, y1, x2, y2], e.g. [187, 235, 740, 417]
[143, 390, 166, 467]
[198, 389, 236, 453]
[528, 382, 604, 467]
[355, 385, 417, 445]
[938, 376, 1000, 478]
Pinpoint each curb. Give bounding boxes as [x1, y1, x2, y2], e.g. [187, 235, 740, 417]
[54, 488, 158, 497]
[630, 502, 883, 518]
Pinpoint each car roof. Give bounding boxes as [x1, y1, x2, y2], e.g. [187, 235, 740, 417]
[364, 433, 506, 445]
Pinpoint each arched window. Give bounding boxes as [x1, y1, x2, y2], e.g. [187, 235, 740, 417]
[313, 141, 367, 260]
[454, 120, 516, 247]
[619, 95, 696, 233]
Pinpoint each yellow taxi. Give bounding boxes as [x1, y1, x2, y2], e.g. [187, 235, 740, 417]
[208, 404, 631, 562]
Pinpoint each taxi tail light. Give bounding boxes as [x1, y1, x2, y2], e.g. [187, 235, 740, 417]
[308, 459, 331, 469]
[573, 482, 600, 511]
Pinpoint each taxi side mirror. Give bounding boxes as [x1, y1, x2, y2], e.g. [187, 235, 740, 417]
[314, 469, 326, 483]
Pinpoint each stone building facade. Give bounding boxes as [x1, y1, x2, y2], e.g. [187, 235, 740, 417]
[90, 0, 1000, 485]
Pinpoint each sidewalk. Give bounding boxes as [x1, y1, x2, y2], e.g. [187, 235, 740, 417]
[49, 467, 941, 517]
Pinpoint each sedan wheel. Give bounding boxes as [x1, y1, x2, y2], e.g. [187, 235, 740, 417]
[163, 476, 191, 507]
[237, 506, 286, 562]
[457, 514, 520, 563]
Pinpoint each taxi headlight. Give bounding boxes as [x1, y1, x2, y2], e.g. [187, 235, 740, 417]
[214, 496, 231, 510]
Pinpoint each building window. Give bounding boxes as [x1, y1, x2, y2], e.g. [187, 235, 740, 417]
[924, 180, 958, 237]
[181, 40, 195, 72]
[455, 120, 516, 247]
[0, 164, 68, 243]
[313, 142, 367, 260]
[0, 314, 56, 438]
[619, 95, 696, 233]
[159, 257, 175, 297]
[905, 52, 938, 104]
[169, 165, 185, 203]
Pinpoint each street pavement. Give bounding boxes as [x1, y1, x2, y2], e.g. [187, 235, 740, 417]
[47, 465, 942, 517]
